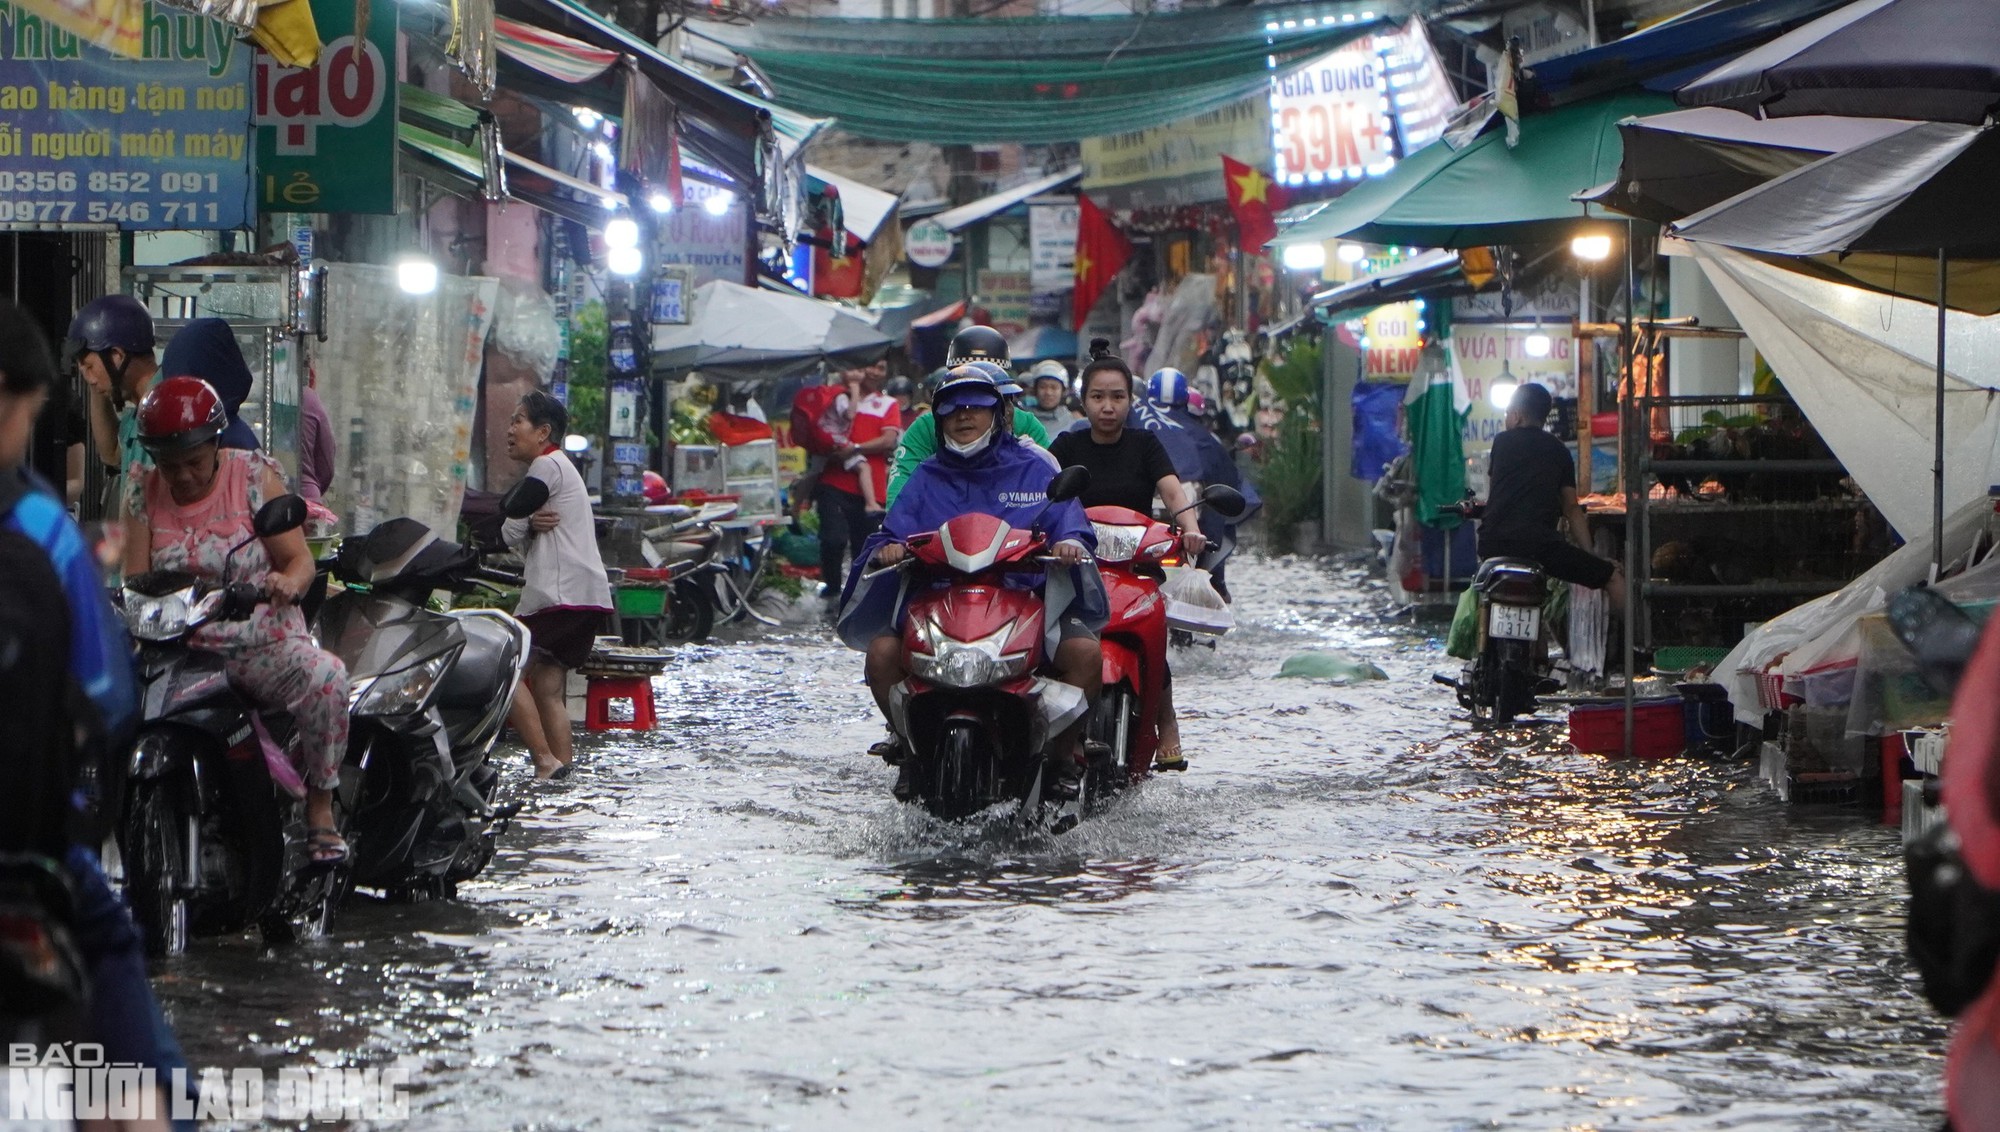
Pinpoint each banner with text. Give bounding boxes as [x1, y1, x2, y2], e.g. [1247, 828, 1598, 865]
[254, 0, 397, 214]
[1450, 323, 1579, 457]
[1271, 38, 1394, 188]
[656, 180, 750, 288]
[1028, 201, 1077, 300]
[1081, 95, 1272, 210]
[0, 2, 250, 229]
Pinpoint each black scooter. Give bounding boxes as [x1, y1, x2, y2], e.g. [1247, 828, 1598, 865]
[314, 491, 535, 902]
[1431, 501, 1555, 729]
[116, 495, 342, 955]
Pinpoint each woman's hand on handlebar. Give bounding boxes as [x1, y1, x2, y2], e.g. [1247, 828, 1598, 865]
[873, 542, 908, 567]
[1178, 528, 1208, 559]
[1052, 539, 1088, 566]
[265, 569, 307, 608]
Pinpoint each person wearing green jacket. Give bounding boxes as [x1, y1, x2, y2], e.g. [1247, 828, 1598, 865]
[887, 393, 1049, 505]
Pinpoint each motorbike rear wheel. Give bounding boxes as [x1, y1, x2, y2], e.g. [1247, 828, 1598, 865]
[1492, 639, 1534, 727]
[660, 579, 715, 644]
[125, 781, 190, 958]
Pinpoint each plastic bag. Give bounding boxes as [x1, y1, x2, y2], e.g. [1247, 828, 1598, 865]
[1277, 650, 1387, 682]
[1447, 585, 1479, 660]
[1164, 566, 1233, 635]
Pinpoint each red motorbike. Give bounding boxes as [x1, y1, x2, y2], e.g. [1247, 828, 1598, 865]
[881, 468, 1095, 821]
[1084, 485, 1246, 794]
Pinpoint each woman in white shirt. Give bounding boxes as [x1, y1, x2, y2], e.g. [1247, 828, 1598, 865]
[502, 391, 612, 779]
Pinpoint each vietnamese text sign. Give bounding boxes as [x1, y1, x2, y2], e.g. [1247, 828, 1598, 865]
[657, 181, 749, 287]
[1270, 39, 1393, 187]
[1081, 95, 1272, 209]
[975, 270, 1031, 338]
[1028, 202, 1077, 297]
[255, 0, 397, 214]
[1450, 323, 1579, 457]
[0, 3, 250, 229]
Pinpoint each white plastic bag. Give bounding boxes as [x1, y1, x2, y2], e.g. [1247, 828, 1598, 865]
[1163, 566, 1234, 635]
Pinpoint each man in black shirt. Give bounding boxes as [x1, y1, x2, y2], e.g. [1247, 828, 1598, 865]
[1479, 383, 1624, 595]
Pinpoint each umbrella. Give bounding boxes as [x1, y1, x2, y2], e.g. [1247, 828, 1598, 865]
[650, 281, 893, 382]
[1678, 0, 2000, 123]
[1670, 120, 2000, 572]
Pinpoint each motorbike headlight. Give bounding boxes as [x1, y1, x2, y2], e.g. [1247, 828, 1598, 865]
[351, 653, 451, 717]
[122, 585, 217, 642]
[1090, 523, 1148, 564]
[907, 626, 1031, 689]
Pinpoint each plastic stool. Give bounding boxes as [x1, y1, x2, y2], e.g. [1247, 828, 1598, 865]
[584, 675, 656, 732]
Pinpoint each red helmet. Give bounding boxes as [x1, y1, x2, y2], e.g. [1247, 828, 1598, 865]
[137, 376, 226, 454]
[642, 470, 669, 505]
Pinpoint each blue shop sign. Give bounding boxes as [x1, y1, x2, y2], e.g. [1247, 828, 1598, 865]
[0, 4, 251, 230]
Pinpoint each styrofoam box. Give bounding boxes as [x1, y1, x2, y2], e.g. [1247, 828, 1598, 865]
[724, 439, 777, 480]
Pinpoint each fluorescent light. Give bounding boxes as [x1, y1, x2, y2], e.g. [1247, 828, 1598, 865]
[1337, 243, 1367, 264]
[1572, 234, 1613, 261]
[1488, 380, 1518, 411]
[607, 245, 643, 276]
[604, 217, 639, 249]
[396, 257, 438, 295]
[648, 192, 675, 213]
[1281, 243, 1326, 272]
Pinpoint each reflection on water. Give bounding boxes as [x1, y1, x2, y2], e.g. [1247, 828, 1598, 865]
[150, 555, 1946, 1130]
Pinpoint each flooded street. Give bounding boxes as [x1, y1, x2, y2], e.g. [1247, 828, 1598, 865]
[154, 555, 1946, 1130]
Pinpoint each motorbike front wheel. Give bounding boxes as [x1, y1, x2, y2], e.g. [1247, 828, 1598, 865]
[125, 781, 190, 958]
[923, 722, 998, 821]
[1085, 686, 1136, 803]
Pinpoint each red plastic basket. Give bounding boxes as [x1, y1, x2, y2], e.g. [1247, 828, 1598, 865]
[1569, 699, 1685, 758]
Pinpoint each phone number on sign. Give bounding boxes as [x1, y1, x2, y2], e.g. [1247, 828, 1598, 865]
[0, 200, 223, 223]
[0, 171, 227, 195]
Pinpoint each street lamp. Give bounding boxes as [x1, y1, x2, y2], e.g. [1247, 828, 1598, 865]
[1281, 242, 1326, 272]
[1337, 243, 1367, 264]
[1571, 233, 1613, 261]
[704, 191, 733, 217]
[607, 245, 644, 276]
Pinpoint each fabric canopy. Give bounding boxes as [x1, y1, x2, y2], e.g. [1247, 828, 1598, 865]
[1678, 0, 2000, 124]
[1309, 249, 1464, 317]
[804, 166, 899, 245]
[1275, 91, 1672, 250]
[1526, 0, 1847, 109]
[934, 168, 1081, 232]
[699, 1, 1407, 143]
[1671, 122, 2000, 257]
[1690, 244, 2000, 541]
[652, 281, 893, 381]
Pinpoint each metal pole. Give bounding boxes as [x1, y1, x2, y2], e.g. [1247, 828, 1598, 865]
[1622, 221, 1638, 758]
[1936, 248, 1948, 579]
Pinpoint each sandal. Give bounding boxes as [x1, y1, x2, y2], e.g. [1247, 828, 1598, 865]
[305, 827, 349, 868]
[1153, 739, 1188, 773]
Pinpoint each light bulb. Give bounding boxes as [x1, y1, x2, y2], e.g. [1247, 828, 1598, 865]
[648, 192, 675, 213]
[703, 192, 733, 216]
[1571, 234, 1613, 261]
[396, 257, 438, 295]
[1488, 380, 1518, 411]
[1337, 243, 1367, 264]
[1524, 332, 1551, 358]
[607, 245, 644, 276]
[564, 434, 590, 453]
[1281, 242, 1326, 271]
[604, 217, 639, 249]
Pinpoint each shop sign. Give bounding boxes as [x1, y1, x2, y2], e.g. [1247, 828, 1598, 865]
[905, 217, 953, 268]
[974, 270, 1031, 338]
[656, 181, 749, 288]
[1450, 323, 1578, 456]
[1358, 303, 1424, 381]
[1028, 202, 1078, 297]
[0, 4, 251, 230]
[254, 0, 398, 214]
[1270, 38, 1394, 187]
[1080, 95, 1271, 209]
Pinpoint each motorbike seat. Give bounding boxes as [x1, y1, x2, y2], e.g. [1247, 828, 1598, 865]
[437, 612, 521, 716]
[1473, 557, 1547, 600]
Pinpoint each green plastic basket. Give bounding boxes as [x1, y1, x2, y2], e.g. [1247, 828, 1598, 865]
[615, 585, 667, 618]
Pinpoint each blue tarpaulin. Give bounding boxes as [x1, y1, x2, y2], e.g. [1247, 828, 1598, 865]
[1352, 382, 1408, 483]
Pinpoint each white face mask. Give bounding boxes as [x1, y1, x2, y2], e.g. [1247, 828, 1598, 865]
[943, 424, 996, 457]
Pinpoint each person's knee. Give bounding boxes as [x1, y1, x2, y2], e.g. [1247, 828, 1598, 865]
[864, 634, 903, 686]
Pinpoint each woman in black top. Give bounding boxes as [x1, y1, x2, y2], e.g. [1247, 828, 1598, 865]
[1048, 348, 1205, 770]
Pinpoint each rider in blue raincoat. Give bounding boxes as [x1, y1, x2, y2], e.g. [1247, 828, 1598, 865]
[840, 365, 1106, 798]
[1139, 368, 1261, 599]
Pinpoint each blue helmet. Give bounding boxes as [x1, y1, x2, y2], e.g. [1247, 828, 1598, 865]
[959, 358, 1021, 396]
[1147, 367, 1191, 407]
[932, 364, 1014, 431]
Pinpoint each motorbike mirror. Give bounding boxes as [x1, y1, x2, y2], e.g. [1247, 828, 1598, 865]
[1046, 466, 1089, 503]
[252, 494, 309, 538]
[500, 476, 551, 519]
[1201, 484, 1247, 519]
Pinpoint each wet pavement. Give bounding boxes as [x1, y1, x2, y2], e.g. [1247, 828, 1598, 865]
[153, 555, 1946, 1130]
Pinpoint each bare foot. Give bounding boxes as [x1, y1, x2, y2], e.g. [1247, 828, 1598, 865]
[532, 755, 571, 780]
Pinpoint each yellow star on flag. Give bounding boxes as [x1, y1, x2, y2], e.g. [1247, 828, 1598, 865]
[1074, 248, 1094, 280]
[1232, 165, 1272, 206]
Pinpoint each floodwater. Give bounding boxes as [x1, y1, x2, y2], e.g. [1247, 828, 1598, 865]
[154, 555, 1947, 1130]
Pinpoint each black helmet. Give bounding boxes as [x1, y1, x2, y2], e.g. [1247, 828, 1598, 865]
[946, 324, 1009, 368]
[67, 294, 154, 354]
[885, 375, 914, 397]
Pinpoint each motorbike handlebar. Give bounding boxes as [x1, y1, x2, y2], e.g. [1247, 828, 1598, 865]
[469, 565, 524, 588]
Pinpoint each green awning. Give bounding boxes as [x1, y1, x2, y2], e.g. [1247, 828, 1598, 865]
[700, 1, 1407, 144]
[401, 123, 487, 195]
[1275, 91, 1675, 250]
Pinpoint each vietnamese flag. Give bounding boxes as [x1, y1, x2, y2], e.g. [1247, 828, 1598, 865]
[1072, 193, 1131, 328]
[1222, 154, 1288, 253]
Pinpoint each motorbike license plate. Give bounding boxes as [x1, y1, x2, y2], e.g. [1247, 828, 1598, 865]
[1489, 604, 1540, 641]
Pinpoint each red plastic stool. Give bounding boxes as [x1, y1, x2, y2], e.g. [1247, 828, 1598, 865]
[584, 675, 656, 732]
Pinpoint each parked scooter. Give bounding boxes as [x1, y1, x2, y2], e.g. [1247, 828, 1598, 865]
[1431, 500, 1554, 728]
[1086, 484, 1247, 794]
[313, 493, 534, 901]
[634, 499, 777, 643]
[874, 467, 1094, 822]
[116, 495, 342, 955]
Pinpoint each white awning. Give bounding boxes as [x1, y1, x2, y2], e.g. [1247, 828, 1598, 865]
[504, 151, 626, 211]
[933, 166, 1082, 232]
[805, 165, 899, 245]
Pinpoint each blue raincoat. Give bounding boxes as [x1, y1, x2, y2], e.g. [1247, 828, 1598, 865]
[838, 434, 1106, 653]
[161, 318, 260, 451]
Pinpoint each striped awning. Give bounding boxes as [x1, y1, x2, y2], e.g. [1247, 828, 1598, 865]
[495, 16, 618, 84]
